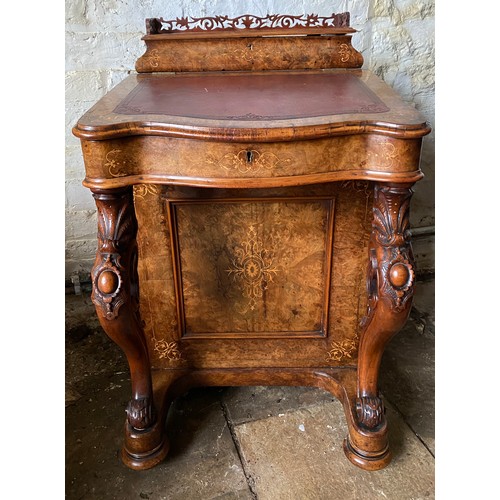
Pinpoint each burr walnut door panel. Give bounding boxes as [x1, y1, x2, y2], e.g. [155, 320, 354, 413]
[133, 182, 371, 369]
[166, 197, 335, 339]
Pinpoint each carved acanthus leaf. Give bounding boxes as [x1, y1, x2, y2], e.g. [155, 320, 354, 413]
[356, 396, 385, 429]
[366, 185, 415, 314]
[91, 191, 137, 320]
[372, 186, 412, 247]
[126, 397, 156, 430]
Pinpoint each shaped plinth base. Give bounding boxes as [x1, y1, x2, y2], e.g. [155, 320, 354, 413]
[343, 436, 392, 471]
[121, 411, 170, 471]
[122, 435, 170, 471]
[117, 367, 394, 471]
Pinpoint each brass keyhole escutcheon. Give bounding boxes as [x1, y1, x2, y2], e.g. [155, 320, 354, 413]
[246, 150, 254, 163]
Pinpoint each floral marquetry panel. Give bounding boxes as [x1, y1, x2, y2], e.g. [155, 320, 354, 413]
[133, 184, 181, 367]
[167, 198, 335, 338]
[132, 183, 372, 367]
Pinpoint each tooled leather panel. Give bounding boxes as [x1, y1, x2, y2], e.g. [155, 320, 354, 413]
[114, 72, 389, 120]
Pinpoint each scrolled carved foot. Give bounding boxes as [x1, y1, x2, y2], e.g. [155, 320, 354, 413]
[126, 397, 156, 430]
[356, 396, 385, 429]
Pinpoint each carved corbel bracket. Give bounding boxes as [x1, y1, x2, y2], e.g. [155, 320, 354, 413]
[356, 183, 415, 430]
[91, 188, 136, 318]
[371, 184, 415, 312]
[91, 188, 156, 431]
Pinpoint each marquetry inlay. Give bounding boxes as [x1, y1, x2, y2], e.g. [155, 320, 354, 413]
[226, 224, 280, 312]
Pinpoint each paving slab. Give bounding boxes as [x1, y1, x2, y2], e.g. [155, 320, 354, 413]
[66, 375, 252, 500]
[222, 385, 336, 425]
[65, 290, 101, 332]
[65, 284, 434, 499]
[380, 318, 435, 455]
[221, 312, 435, 458]
[233, 401, 434, 500]
[412, 278, 435, 334]
[65, 291, 127, 396]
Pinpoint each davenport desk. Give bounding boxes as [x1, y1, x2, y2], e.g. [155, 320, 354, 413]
[73, 13, 430, 471]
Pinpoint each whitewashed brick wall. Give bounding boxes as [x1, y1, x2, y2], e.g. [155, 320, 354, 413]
[65, 0, 435, 281]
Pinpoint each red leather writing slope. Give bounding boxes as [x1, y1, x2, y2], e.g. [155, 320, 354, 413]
[114, 72, 389, 120]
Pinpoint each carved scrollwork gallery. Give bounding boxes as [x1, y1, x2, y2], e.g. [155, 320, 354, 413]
[356, 396, 385, 429]
[126, 397, 156, 430]
[146, 13, 351, 35]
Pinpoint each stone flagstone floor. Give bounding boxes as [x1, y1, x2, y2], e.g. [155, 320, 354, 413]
[66, 278, 435, 500]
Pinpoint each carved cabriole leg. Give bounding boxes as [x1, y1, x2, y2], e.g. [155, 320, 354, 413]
[91, 187, 168, 470]
[344, 182, 416, 470]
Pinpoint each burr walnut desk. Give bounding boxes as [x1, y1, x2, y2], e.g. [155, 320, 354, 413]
[73, 13, 430, 471]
